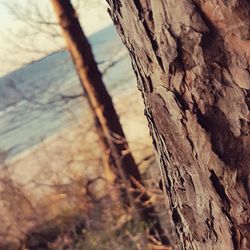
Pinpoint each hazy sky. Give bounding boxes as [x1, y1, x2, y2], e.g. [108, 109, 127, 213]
[0, 0, 112, 76]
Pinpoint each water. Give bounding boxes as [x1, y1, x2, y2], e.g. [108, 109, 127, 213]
[0, 25, 136, 159]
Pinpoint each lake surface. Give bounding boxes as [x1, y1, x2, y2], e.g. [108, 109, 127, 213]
[0, 25, 136, 159]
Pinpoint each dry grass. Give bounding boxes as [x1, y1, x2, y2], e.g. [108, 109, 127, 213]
[0, 88, 175, 249]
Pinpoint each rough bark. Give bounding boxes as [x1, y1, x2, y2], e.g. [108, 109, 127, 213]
[107, 0, 250, 249]
[50, 0, 170, 246]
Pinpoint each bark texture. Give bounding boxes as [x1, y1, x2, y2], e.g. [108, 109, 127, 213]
[108, 0, 250, 249]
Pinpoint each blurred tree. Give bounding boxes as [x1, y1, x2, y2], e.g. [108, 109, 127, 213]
[50, 0, 170, 247]
[108, 0, 250, 249]
[50, 0, 140, 184]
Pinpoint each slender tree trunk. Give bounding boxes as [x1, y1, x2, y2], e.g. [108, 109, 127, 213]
[50, 0, 170, 246]
[107, 0, 250, 249]
[50, 0, 141, 184]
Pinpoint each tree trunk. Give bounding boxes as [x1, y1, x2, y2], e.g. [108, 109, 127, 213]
[50, 0, 170, 246]
[107, 0, 250, 249]
[50, 0, 141, 185]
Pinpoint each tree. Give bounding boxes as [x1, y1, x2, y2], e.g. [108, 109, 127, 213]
[50, 0, 140, 186]
[50, 0, 170, 246]
[107, 0, 250, 249]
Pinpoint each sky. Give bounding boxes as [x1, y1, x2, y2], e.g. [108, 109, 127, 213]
[0, 0, 112, 76]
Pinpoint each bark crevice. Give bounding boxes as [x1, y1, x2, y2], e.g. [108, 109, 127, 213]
[209, 170, 240, 249]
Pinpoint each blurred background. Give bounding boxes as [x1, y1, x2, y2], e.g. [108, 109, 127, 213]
[0, 1, 174, 249]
